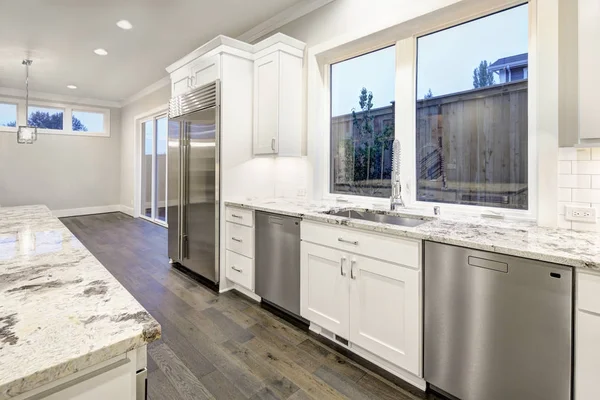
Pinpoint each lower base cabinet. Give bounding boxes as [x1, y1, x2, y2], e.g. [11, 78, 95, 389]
[300, 222, 422, 376]
[576, 271, 600, 400]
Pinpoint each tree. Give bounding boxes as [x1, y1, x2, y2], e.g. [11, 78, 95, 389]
[424, 88, 434, 99]
[5, 121, 16, 127]
[472, 60, 495, 88]
[26, 111, 87, 131]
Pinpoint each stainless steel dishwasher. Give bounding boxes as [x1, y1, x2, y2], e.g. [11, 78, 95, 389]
[255, 211, 302, 317]
[424, 241, 572, 400]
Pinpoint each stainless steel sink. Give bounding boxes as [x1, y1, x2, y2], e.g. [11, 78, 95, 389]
[324, 209, 430, 227]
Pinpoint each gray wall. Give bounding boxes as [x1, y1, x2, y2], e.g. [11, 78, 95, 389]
[120, 84, 171, 210]
[0, 102, 121, 211]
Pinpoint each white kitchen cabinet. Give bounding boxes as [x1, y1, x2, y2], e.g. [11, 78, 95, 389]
[301, 241, 350, 338]
[171, 66, 192, 97]
[224, 206, 255, 292]
[578, 0, 600, 142]
[189, 54, 221, 91]
[349, 254, 421, 373]
[253, 34, 305, 156]
[576, 271, 600, 400]
[301, 221, 422, 377]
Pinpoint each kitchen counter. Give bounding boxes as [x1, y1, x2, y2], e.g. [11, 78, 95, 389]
[225, 198, 600, 271]
[0, 205, 161, 399]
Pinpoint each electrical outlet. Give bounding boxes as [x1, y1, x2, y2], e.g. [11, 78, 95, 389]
[565, 205, 597, 223]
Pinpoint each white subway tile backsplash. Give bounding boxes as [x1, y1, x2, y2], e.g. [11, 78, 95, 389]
[593, 176, 600, 189]
[572, 189, 600, 203]
[558, 161, 572, 174]
[558, 174, 591, 189]
[572, 160, 600, 175]
[558, 188, 572, 202]
[577, 148, 592, 161]
[592, 148, 600, 160]
[559, 147, 577, 161]
[571, 221, 600, 232]
[557, 215, 573, 230]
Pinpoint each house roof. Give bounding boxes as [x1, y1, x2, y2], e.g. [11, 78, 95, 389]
[488, 53, 528, 70]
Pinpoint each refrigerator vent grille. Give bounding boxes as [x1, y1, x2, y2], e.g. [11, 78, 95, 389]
[169, 81, 218, 119]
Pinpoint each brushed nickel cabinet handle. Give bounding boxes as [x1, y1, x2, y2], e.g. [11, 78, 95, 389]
[338, 237, 358, 245]
[231, 266, 242, 273]
[340, 256, 347, 277]
[232, 237, 243, 243]
[350, 259, 357, 280]
[231, 214, 243, 219]
[271, 138, 276, 151]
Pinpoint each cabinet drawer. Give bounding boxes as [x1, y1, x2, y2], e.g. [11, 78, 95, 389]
[226, 222, 254, 258]
[225, 250, 253, 290]
[578, 272, 600, 314]
[301, 221, 421, 269]
[225, 207, 253, 227]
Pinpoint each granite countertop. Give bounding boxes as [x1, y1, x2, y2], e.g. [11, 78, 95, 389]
[225, 198, 600, 270]
[0, 205, 161, 399]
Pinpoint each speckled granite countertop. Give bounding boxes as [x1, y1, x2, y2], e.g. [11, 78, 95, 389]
[225, 198, 600, 270]
[0, 205, 161, 399]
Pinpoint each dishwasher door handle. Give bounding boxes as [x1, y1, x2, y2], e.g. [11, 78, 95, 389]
[468, 256, 508, 273]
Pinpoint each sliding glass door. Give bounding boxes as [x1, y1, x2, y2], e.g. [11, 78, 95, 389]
[141, 114, 168, 226]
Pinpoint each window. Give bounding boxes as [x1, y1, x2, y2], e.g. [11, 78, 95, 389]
[0, 103, 17, 127]
[28, 106, 64, 130]
[330, 46, 396, 198]
[140, 115, 168, 224]
[72, 110, 105, 133]
[415, 5, 529, 210]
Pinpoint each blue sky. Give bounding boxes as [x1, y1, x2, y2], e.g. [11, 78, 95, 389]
[331, 4, 528, 116]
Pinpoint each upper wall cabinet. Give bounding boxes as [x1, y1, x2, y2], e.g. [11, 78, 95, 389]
[253, 34, 305, 156]
[577, 0, 600, 143]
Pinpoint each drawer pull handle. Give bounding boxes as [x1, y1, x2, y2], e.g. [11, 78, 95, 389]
[231, 214, 243, 219]
[231, 266, 243, 273]
[232, 237, 243, 243]
[338, 237, 358, 245]
[340, 256, 347, 276]
[350, 259, 356, 280]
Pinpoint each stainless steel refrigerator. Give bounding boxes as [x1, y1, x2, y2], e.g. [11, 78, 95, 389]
[167, 80, 220, 284]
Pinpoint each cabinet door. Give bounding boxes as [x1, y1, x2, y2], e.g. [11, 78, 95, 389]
[579, 0, 600, 140]
[576, 311, 600, 400]
[349, 255, 421, 374]
[253, 52, 280, 155]
[301, 242, 350, 338]
[189, 55, 220, 90]
[171, 67, 191, 97]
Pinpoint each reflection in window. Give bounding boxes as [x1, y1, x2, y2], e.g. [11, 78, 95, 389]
[28, 106, 64, 130]
[330, 46, 396, 198]
[416, 5, 529, 210]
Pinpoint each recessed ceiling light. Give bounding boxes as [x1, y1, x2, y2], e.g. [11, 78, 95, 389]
[67, 85, 77, 89]
[94, 48, 108, 56]
[116, 20, 133, 30]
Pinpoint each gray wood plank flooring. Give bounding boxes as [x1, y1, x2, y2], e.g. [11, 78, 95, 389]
[61, 212, 442, 400]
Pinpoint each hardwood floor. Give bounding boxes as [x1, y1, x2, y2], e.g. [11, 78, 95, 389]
[61, 213, 442, 400]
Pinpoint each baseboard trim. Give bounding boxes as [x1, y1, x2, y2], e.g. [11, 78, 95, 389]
[119, 205, 134, 217]
[52, 205, 122, 218]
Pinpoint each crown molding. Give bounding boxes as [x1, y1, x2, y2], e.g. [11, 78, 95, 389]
[0, 87, 121, 108]
[237, 0, 336, 43]
[120, 76, 170, 107]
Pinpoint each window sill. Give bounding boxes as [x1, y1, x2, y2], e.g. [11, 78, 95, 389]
[0, 128, 110, 138]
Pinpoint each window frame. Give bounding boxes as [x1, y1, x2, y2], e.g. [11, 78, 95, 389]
[317, 1, 536, 220]
[0, 97, 110, 137]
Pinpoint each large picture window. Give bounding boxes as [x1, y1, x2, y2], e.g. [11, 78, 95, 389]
[416, 5, 529, 210]
[330, 46, 396, 198]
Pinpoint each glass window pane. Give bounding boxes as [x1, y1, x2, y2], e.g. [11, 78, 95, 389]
[416, 5, 529, 210]
[330, 46, 396, 198]
[141, 120, 153, 218]
[72, 110, 104, 132]
[28, 106, 64, 130]
[156, 117, 167, 222]
[0, 103, 17, 127]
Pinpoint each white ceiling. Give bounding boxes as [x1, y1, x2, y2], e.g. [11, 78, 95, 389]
[0, 0, 305, 103]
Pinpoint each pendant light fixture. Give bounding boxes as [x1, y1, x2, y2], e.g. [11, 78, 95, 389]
[17, 59, 37, 144]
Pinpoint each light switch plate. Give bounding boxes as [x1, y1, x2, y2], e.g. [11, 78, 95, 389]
[565, 205, 597, 223]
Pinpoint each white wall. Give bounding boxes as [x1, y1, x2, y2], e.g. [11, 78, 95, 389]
[0, 99, 121, 212]
[119, 84, 171, 212]
[558, 147, 600, 232]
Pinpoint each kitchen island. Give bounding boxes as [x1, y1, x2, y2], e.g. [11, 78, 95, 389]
[0, 205, 161, 399]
